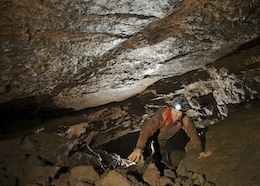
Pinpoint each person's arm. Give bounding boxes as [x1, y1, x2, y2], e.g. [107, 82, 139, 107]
[135, 116, 162, 149]
[128, 109, 164, 162]
[182, 116, 212, 159]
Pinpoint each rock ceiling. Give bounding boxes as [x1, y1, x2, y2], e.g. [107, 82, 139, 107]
[0, 0, 259, 111]
[0, 1, 259, 185]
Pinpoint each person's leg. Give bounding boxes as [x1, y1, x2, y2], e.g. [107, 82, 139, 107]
[163, 129, 189, 168]
[143, 137, 155, 162]
[147, 138, 168, 174]
[160, 149, 170, 165]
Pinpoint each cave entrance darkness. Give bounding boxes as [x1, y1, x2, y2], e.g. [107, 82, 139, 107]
[0, 96, 77, 135]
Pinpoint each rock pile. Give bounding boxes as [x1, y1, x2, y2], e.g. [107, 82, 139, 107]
[0, 131, 215, 186]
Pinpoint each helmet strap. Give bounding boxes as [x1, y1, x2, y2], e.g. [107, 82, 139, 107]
[178, 113, 186, 126]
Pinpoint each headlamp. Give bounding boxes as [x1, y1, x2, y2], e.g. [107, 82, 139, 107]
[172, 96, 189, 112]
[174, 103, 182, 111]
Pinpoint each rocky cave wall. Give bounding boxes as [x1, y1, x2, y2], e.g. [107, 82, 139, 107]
[58, 42, 259, 148]
[0, 0, 259, 112]
[0, 0, 259, 139]
[0, 1, 260, 185]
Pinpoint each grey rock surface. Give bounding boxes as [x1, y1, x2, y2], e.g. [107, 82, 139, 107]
[0, 0, 259, 110]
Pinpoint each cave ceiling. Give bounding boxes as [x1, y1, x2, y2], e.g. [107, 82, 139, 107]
[0, 0, 259, 111]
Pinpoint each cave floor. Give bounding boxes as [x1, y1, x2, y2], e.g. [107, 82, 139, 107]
[0, 99, 259, 185]
[181, 100, 260, 186]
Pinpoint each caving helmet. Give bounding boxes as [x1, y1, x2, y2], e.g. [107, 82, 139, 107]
[172, 96, 189, 112]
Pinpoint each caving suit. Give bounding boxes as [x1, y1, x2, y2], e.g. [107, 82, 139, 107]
[135, 107, 204, 164]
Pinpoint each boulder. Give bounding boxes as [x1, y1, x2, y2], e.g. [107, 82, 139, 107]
[97, 170, 130, 186]
[142, 163, 161, 186]
[70, 165, 99, 185]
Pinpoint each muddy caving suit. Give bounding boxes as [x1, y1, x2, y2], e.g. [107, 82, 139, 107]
[135, 107, 204, 165]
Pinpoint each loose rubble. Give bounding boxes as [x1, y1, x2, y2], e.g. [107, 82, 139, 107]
[1, 100, 260, 185]
[0, 131, 215, 186]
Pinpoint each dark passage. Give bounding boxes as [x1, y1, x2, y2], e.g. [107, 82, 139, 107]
[100, 128, 194, 159]
[0, 96, 74, 135]
[100, 132, 138, 159]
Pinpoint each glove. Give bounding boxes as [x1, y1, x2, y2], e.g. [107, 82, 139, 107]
[127, 148, 144, 163]
[198, 151, 212, 159]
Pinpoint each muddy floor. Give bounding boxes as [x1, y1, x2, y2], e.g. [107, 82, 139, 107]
[181, 100, 260, 186]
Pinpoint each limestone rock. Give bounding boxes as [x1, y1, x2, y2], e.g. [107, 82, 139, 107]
[164, 169, 176, 179]
[70, 165, 100, 185]
[157, 176, 175, 186]
[51, 173, 70, 186]
[0, 169, 17, 186]
[176, 163, 189, 177]
[0, 0, 259, 110]
[142, 163, 161, 186]
[20, 137, 38, 153]
[192, 172, 205, 185]
[97, 170, 130, 186]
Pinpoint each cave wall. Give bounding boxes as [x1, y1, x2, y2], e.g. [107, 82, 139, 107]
[0, 0, 259, 110]
[54, 42, 259, 147]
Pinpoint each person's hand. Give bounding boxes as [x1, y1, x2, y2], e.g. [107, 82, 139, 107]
[127, 148, 144, 163]
[198, 151, 212, 159]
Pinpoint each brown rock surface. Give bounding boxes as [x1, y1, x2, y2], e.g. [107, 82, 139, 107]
[0, 100, 259, 185]
[142, 163, 161, 186]
[70, 165, 100, 185]
[181, 100, 260, 186]
[97, 170, 130, 186]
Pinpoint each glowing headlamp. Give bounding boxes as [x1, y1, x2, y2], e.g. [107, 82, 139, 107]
[174, 103, 182, 111]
